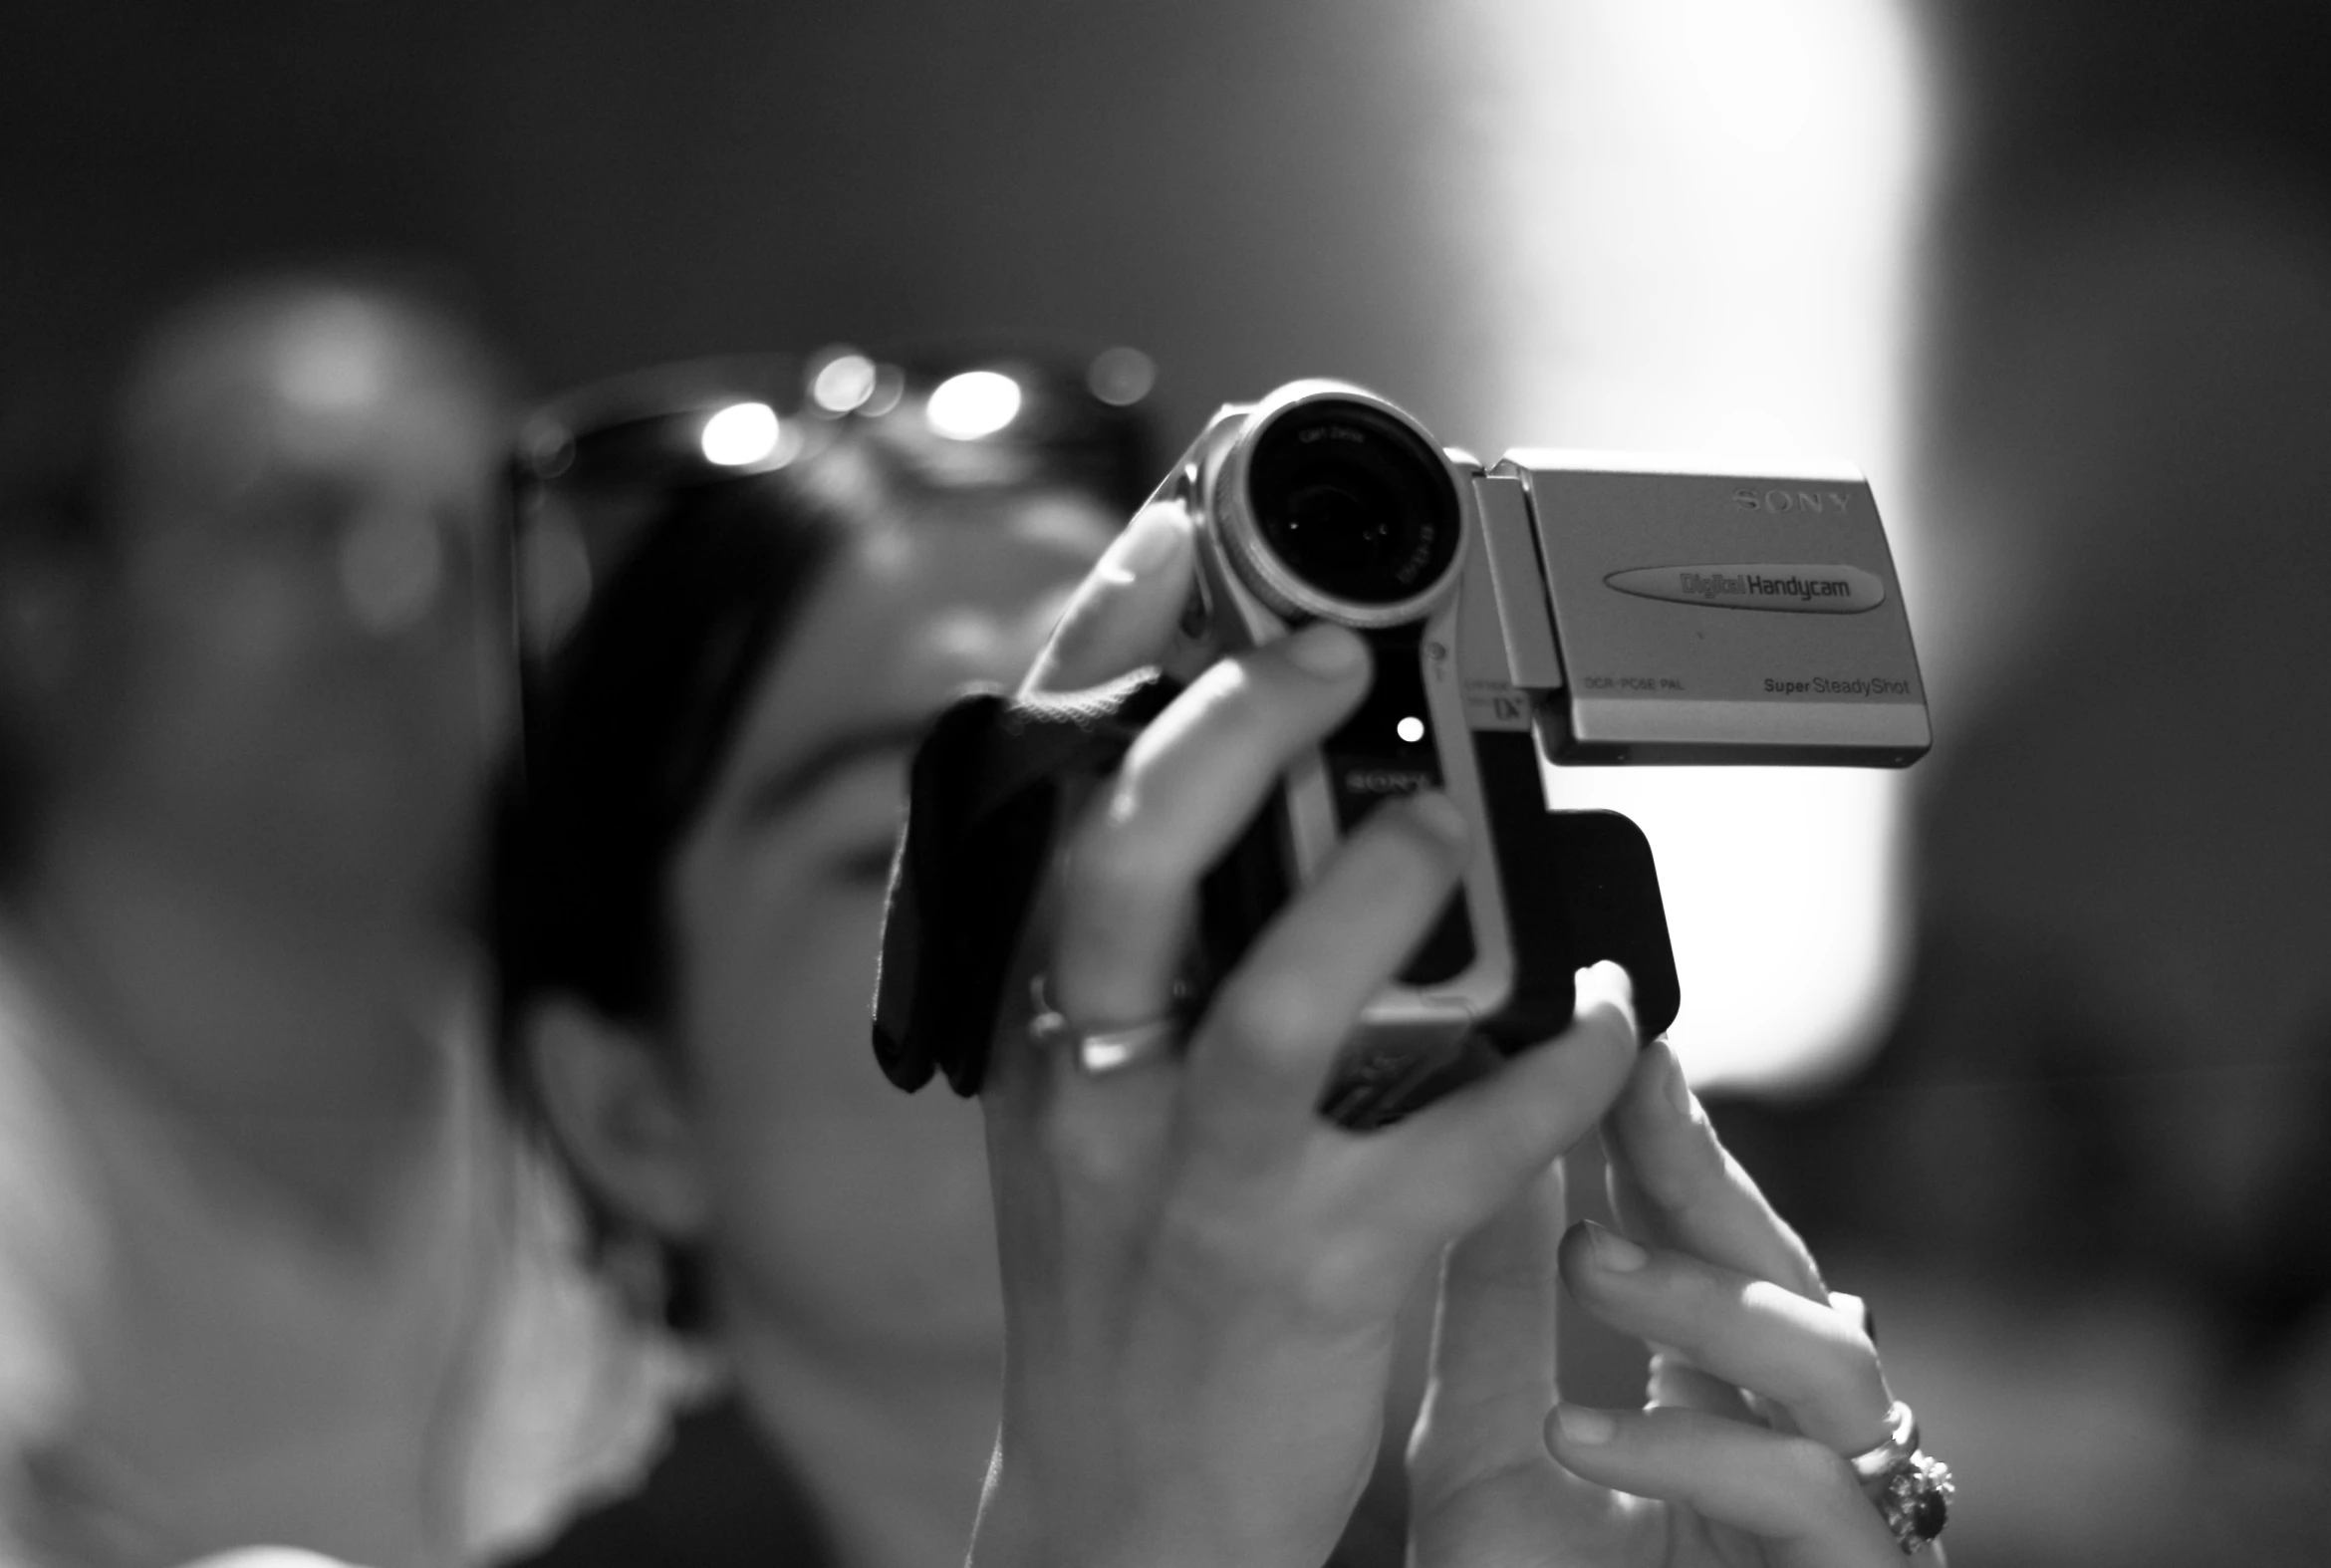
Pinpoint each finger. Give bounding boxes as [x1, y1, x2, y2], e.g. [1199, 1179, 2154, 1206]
[1049, 622, 1370, 1031]
[1178, 791, 1469, 1159]
[1023, 499, 1193, 695]
[1371, 963, 1640, 1246]
[1544, 1405, 1901, 1567]
[1603, 1036, 1826, 1300]
[1647, 1350, 1756, 1423]
[1412, 1162, 1566, 1479]
[1558, 1222, 1893, 1455]
[988, 884, 1185, 1206]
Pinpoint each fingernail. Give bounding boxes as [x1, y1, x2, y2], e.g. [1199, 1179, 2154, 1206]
[1587, 1221, 1649, 1272]
[1406, 790, 1468, 845]
[1286, 622, 1366, 678]
[1572, 961, 1637, 1028]
[1551, 1405, 1616, 1445]
[1095, 503, 1185, 584]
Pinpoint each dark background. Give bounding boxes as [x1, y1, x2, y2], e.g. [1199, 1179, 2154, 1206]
[3, 1, 1489, 433]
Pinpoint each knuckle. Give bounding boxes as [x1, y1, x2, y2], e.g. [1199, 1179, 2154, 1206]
[1152, 1177, 1384, 1330]
[1152, 1189, 1285, 1296]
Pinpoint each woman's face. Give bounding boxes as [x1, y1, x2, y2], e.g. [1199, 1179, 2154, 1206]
[664, 493, 1111, 1367]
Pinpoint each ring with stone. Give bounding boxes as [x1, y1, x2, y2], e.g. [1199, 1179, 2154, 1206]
[1845, 1400, 1953, 1555]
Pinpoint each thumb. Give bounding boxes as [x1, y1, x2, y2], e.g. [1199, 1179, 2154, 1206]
[1022, 499, 1193, 696]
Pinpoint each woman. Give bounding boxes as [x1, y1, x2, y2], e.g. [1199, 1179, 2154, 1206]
[497, 355, 1945, 1568]
[494, 352, 1162, 1568]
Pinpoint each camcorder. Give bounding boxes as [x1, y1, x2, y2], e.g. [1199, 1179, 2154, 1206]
[1155, 380, 1930, 1128]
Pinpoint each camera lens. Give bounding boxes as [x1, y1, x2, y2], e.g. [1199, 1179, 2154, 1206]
[1244, 400, 1459, 609]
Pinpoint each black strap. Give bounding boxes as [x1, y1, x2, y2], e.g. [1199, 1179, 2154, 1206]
[871, 669, 1180, 1096]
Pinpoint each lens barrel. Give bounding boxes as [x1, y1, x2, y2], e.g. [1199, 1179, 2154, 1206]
[1231, 395, 1461, 625]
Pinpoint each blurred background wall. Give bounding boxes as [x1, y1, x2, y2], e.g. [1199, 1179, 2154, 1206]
[3, 0, 1938, 1087]
[5, 3, 2330, 1563]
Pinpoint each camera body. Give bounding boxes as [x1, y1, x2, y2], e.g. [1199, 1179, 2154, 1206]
[1161, 381, 1929, 1127]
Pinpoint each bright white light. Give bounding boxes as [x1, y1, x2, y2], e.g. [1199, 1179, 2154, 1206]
[812, 353, 879, 413]
[1415, 0, 1933, 1091]
[925, 371, 1023, 439]
[700, 401, 780, 466]
[1396, 715, 1426, 743]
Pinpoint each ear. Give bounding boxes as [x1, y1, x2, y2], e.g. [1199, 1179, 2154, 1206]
[524, 995, 711, 1243]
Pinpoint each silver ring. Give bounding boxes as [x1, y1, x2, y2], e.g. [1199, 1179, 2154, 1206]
[1027, 977, 1179, 1077]
[1845, 1400, 1952, 1555]
[1847, 1399, 1918, 1485]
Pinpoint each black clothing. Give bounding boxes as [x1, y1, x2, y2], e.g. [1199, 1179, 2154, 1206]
[501, 1396, 837, 1568]
[501, 1389, 1412, 1568]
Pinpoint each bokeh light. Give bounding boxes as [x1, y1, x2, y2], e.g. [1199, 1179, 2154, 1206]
[699, 400, 781, 466]
[811, 352, 879, 414]
[1086, 346, 1157, 407]
[924, 371, 1022, 439]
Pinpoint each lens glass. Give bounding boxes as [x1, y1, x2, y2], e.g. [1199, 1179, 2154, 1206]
[1245, 401, 1459, 608]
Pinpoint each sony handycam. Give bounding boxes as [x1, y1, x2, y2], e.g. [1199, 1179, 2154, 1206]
[1159, 381, 1930, 1128]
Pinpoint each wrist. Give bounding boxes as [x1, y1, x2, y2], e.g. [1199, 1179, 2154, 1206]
[964, 1461, 1205, 1568]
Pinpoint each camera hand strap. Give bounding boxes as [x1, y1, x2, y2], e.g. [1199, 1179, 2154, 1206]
[872, 668, 1180, 1097]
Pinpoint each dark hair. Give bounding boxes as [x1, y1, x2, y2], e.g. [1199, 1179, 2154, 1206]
[493, 417, 1146, 1333]
[492, 459, 851, 1331]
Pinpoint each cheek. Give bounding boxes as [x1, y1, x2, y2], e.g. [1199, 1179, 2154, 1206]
[677, 874, 1002, 1350]
[684, 877, 888, 1108]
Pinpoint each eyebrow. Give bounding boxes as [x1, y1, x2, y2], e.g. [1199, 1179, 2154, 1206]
[733, 718, 933, 828]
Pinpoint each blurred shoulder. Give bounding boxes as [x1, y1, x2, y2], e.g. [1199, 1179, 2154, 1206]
[0, 920, 105, 1452]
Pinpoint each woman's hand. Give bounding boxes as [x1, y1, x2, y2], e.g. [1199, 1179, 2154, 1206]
[965, 501, 1643, 1568]
[1406, 1035, 1934, 1567]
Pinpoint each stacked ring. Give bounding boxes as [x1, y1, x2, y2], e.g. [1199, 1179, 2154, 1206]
[1845, 1400, 1953, 1555]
